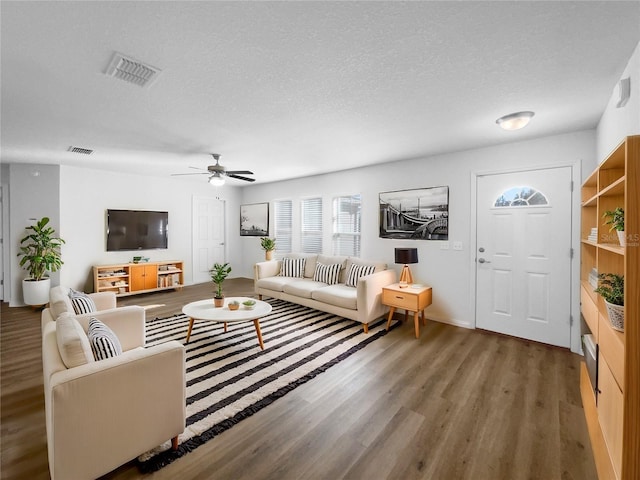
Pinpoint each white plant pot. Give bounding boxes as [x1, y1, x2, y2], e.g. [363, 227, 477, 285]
[604, 300, 624, 332]
[617, 230, 625, 247]
[22, 277, 51, 306]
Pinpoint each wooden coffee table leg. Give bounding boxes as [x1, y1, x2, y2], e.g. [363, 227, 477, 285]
[253, 319, 265, 350]
[185, 317, 195, 343]
[224, 322, 228, 333]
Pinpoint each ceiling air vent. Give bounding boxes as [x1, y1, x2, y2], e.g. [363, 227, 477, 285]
[68, 146, 93, 155]
[105, 52, 161, 88]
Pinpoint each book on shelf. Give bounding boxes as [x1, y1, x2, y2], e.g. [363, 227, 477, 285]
[587, 227, 598, 242]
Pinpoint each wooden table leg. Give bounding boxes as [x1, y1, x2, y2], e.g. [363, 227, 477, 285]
[224, 322, 228, 333]
[386, 307, 396, 331]
[253, 319, 265, 350]
[414, 311, 420, 338]
[421, 310, 427, 326]
[185, 317, 195, 343]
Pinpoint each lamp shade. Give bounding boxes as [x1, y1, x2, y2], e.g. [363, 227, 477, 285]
[395, 247, 418, 264]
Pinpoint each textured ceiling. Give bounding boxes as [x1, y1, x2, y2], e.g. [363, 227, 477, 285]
[1, 1, 639, 184]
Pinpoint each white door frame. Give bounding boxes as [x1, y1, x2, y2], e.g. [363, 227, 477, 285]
[468, 161, 583, 353]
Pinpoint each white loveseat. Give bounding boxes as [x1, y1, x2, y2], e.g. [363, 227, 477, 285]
[254, 254, 396, 332]
[42, 287, 186, 480]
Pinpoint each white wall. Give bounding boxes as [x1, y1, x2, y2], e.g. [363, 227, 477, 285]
[58, 166, 243, 292]
[241, 130, 596, 353]
[7, 163, 61, 306]
[597, 40, 640, 162]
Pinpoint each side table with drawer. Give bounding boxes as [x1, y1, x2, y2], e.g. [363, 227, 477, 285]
[382, 283, 433, 338]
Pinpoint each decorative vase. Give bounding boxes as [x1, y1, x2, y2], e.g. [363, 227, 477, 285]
[22, 277, 51, 306]
[617, 230, 626, 247]
[604, 300, 624, 332]
[265, 250, 273, 261]
[214, 297, 224, 308]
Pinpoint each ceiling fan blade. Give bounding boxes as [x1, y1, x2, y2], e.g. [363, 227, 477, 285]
[225, 170, 253, 175]
[228, 174, 255, 182]
[170, 172, 210, 176]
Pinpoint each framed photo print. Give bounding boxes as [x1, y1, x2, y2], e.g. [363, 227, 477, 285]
[379, 186, 449, 240]
[240, 203, 269, 236]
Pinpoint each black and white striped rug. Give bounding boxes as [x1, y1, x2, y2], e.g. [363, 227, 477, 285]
[138, 299, 397, 472]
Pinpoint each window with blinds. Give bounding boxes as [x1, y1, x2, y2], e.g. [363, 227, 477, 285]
[333, 194, 361, 256]
[301, 197, 323, 253]
[274, 200, 292, 254]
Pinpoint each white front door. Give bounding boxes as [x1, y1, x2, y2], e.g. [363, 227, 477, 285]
[476, 167, 572, 347]
[192, 196, 226, 284]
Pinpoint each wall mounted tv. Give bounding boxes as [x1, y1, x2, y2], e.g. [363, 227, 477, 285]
[106, 209, 168, 251]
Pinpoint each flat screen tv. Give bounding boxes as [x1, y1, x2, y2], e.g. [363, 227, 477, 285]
[106, 209, 168, 251]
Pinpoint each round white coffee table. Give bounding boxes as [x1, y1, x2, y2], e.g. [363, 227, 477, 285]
[182, 297, 272, 349]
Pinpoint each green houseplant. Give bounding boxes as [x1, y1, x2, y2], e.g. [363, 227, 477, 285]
[594, 273, 624, 331]
[17, 217, 65, 305]
[209, 262, 232, 307]
[602, 207, 625, 246]
[260, 237, 276, 260]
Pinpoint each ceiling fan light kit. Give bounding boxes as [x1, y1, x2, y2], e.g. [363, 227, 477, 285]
[209, 172, 225, 186]
[496, 111, 535, 131]
[171, 153, 255, 186]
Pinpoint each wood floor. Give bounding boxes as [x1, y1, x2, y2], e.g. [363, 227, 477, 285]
[1, 279, 597, 480]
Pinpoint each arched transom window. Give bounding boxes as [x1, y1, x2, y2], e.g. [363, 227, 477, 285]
[494, 186, 549, 207]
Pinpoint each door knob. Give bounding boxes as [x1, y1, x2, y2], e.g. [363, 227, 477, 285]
[478, 258, 491, 264]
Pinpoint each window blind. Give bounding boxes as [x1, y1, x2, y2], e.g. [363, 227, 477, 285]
[332, 194, 361, 257]
[274, 200, 292, 255]
[301, 197, 322, 253]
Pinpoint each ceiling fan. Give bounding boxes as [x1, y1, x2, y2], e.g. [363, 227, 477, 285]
[171, 154, 255, 186]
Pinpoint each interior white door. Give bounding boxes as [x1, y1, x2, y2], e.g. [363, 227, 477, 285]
[192, 196, 226, 284]
[476, 167, 572, 347]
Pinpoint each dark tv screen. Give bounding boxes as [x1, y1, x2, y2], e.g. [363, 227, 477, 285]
[106, 209, 168, 251]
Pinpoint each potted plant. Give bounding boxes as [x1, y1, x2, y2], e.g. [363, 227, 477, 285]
[209, 262, 232, 307]
[260, 237, 276, 261]
[594, 273, 624, 331]
[228, 300, 240, 311]
[17, 217, 65, 306]
[603, 207, 625, 246]
[242, 299, 256, 310]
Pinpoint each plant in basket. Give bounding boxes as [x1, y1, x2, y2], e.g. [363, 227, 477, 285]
[594, 273, 624, 331]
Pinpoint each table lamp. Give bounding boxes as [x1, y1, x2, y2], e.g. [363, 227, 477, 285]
[395, 247, 418, 288]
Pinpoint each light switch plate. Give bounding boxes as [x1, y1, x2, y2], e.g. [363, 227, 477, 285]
[440, 242, 449, 250]
[453, 241, 463, 250]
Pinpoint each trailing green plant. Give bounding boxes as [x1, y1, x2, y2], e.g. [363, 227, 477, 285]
[17, 217, 65, 281]
[594, 273, 624, 306]
[209, 262, 232, 298]
[603, 207, 624, 232]
[260, 237, 276, 251]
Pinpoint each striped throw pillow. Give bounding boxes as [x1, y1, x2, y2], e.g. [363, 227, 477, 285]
[345, 264, 376, 288]
[279, 258, 306, 278]
[68, 289, 97, 314]
[312, 263, 342, 285]
[88, 317, 122, 360]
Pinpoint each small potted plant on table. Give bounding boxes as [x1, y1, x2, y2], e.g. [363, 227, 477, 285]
[260, 237, 276, 261]
[228, 300, 240, 311]
[595, 273, 624, 331]
[602, 207, 625, 246]
[209, 262, 232, 308]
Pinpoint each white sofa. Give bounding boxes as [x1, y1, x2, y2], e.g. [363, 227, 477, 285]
[42, 287, 186, 480]
[254, 254, 396, 332]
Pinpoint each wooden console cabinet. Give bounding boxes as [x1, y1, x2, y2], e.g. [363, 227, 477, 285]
[580, 136, 639, 480]
[93, 260, 184, 297]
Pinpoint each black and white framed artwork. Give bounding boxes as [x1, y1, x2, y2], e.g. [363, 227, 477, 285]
[240, 203, 269, 236]
[379, 186, 449, 240]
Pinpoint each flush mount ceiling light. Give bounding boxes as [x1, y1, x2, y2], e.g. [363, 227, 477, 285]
[208, 172, 225, 187]
[496, 111, 535, 131]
